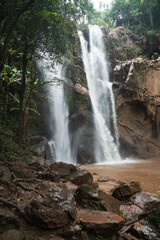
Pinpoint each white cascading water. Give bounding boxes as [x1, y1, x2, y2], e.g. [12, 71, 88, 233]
[37, 54, 74, 164]
[79, 25, 121, 163]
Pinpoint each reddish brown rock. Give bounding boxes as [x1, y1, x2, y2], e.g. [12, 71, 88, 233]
[76, 209, 125, 237]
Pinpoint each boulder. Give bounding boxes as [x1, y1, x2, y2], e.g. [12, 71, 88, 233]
[49, 162, 77, 180]
[0, 207, 19, 231]
[127, 221, 159, 240]
[70, 169, 93, 186]
[76, 209, 125, 237]
[24, 182, 76, 229]
[130, 191, 160, 213]
[74, 84, 89, 96]
[10, 161, 34, 179]
[120, 204, 143, 221]
[30, 136, 47, 158]
[0, 230, 23, 240]
[75, 184, 120, 214]
[110, 181, 141, 201]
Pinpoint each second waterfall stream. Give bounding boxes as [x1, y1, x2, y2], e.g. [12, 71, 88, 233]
[79, 25, 121, 163]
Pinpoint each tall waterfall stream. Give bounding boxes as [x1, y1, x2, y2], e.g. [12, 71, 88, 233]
[37, 25, 121, 164]
[37, 54, 74, 164]
[79, 25, 121, 163]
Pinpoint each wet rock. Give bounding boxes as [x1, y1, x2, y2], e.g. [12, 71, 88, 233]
[119, 232, 140, 240]
[129, 181, 142, 195]
[0, 230, 23, 240]
[147, 205, 160, 236]
[30, 136, 47, 158]
[120, 204, 143, 221]
[1, 166, 11, 181]
[74, 84, 89, 96]
[49, 238, 65, 240]
[128, 221, 159, 240]
[23, 231, 40, 240]
[10, 161, 34, 179]
[97, 176, 116, 182]
[49, 162, 77, 180]
[24, 182, 76, 229]
[71, 170, 93, 186]
[76, 209, 125, 237]
[0, 207, 19, 231]
[75, 184, 120, 214]
[110, 181, 141, 201]
[130, 191, 160, 213]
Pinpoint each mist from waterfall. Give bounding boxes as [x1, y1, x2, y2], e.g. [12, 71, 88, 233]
[79, 25, 121, 163]
[37, 54, 74, 164]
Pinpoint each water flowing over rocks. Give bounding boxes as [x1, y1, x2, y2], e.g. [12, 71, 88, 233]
[0, 160, 160, 239]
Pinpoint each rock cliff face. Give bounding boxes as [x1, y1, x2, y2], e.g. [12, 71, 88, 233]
[66, 26, 160, 161]
[114, 58, 160, 158]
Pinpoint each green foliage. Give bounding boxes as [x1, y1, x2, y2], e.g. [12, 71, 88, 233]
[101, 0, 160, 34]
[119, 209, 126, 218]
[0, 118, 31, 162]
[91, 18, 107, 26]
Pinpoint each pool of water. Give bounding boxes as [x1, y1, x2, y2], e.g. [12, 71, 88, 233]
[86, 157, 160, 196]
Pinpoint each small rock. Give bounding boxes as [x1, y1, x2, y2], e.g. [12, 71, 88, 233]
[93, 172, 98, 175]
[97, 176, 115, 182]
[76, 209, 125, 237]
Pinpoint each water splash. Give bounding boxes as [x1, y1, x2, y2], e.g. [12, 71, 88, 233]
[79, 25, 121, 163]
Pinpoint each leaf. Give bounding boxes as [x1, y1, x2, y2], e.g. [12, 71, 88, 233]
[29, 108, 41, 116]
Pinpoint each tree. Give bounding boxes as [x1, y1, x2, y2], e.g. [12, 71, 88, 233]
[0, 0, 95, 143]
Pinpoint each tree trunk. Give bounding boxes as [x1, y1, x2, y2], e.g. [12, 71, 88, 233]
[149, 8, 153, 27]
[4, 84, 9, 119]
[19, 41, 28, 143]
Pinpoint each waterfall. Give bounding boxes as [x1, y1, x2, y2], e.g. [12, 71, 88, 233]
[79, 25, 121, 163]
[37, 53, 74, 164]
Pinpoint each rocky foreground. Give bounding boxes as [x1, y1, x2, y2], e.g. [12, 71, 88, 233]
[0, 157, 160, 240]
